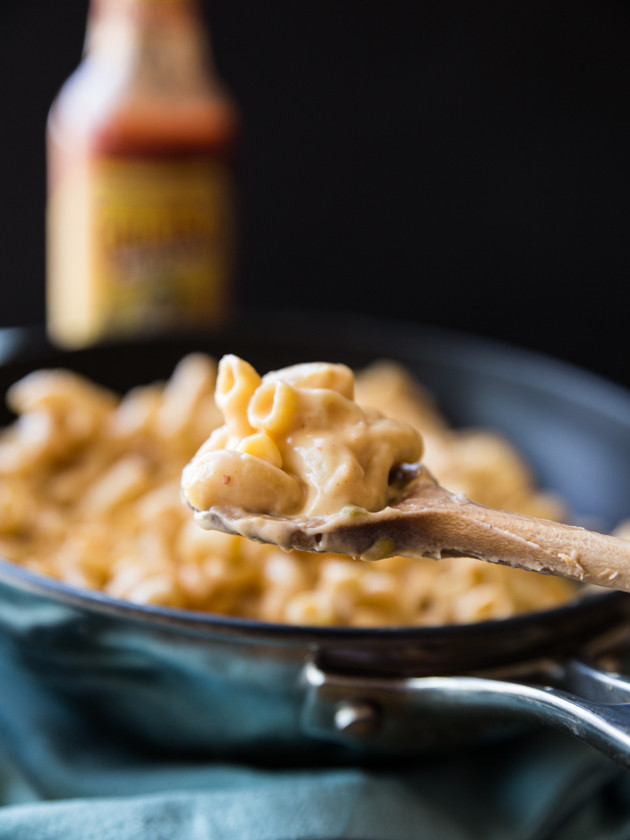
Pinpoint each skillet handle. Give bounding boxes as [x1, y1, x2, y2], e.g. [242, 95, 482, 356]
[300, 659, 630, 766]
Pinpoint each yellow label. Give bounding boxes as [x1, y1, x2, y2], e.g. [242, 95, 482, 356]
[47, 154, 235, 347]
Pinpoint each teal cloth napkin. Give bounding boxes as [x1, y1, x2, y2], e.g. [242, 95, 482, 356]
[0, 648, 629, 839]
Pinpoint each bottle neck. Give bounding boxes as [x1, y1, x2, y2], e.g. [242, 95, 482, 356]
[84, 0, 214, 94]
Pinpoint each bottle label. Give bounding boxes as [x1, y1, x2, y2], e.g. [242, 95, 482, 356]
[47, 154, 235, 346]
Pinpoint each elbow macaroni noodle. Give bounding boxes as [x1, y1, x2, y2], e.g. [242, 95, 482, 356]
[181, 356, 423, 517]
[0, 352, 578, 625]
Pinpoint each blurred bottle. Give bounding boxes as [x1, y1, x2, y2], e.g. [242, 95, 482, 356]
[46, 0, 239, 347]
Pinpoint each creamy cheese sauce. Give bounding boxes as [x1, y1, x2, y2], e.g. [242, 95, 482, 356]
[181, 355, 423, 517]
[0, 352, 579, 625]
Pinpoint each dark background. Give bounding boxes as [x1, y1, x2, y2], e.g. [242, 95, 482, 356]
[1, 1, 629, 385]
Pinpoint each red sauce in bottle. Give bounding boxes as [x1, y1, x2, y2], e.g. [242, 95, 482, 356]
[47, 0, 240, 347]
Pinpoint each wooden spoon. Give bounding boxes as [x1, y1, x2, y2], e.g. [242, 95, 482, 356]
[192, 463, 630, 593]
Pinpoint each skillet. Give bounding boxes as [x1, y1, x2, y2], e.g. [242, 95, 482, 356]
[1, 311, 630, 766]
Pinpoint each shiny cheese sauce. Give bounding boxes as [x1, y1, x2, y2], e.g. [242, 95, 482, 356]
[181, 355, 423, 517]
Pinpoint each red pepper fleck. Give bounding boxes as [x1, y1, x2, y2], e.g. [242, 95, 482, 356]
[222, 475, 231, 484]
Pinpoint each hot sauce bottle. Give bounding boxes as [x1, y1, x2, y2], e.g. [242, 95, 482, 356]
[46, 0, 239, 347]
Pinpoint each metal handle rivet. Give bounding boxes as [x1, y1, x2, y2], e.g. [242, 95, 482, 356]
[334, 699, 382, 737]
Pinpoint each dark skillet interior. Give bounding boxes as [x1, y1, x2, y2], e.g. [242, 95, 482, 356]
[1, 310, 630, 674]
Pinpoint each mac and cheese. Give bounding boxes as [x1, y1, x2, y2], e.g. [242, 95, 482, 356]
[181, 355, 423, 517]
[0, 353, 577, 625]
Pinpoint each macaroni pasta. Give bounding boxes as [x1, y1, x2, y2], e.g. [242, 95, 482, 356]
[181, 356, 423, 517]
[0, 353, 577, 625]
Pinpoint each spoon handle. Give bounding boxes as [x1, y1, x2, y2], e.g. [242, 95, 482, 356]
[414, 493, 630, 589]
[325, 482, 630, 591]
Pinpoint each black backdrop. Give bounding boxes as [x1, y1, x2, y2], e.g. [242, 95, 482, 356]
[1, 1, 629, 386]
